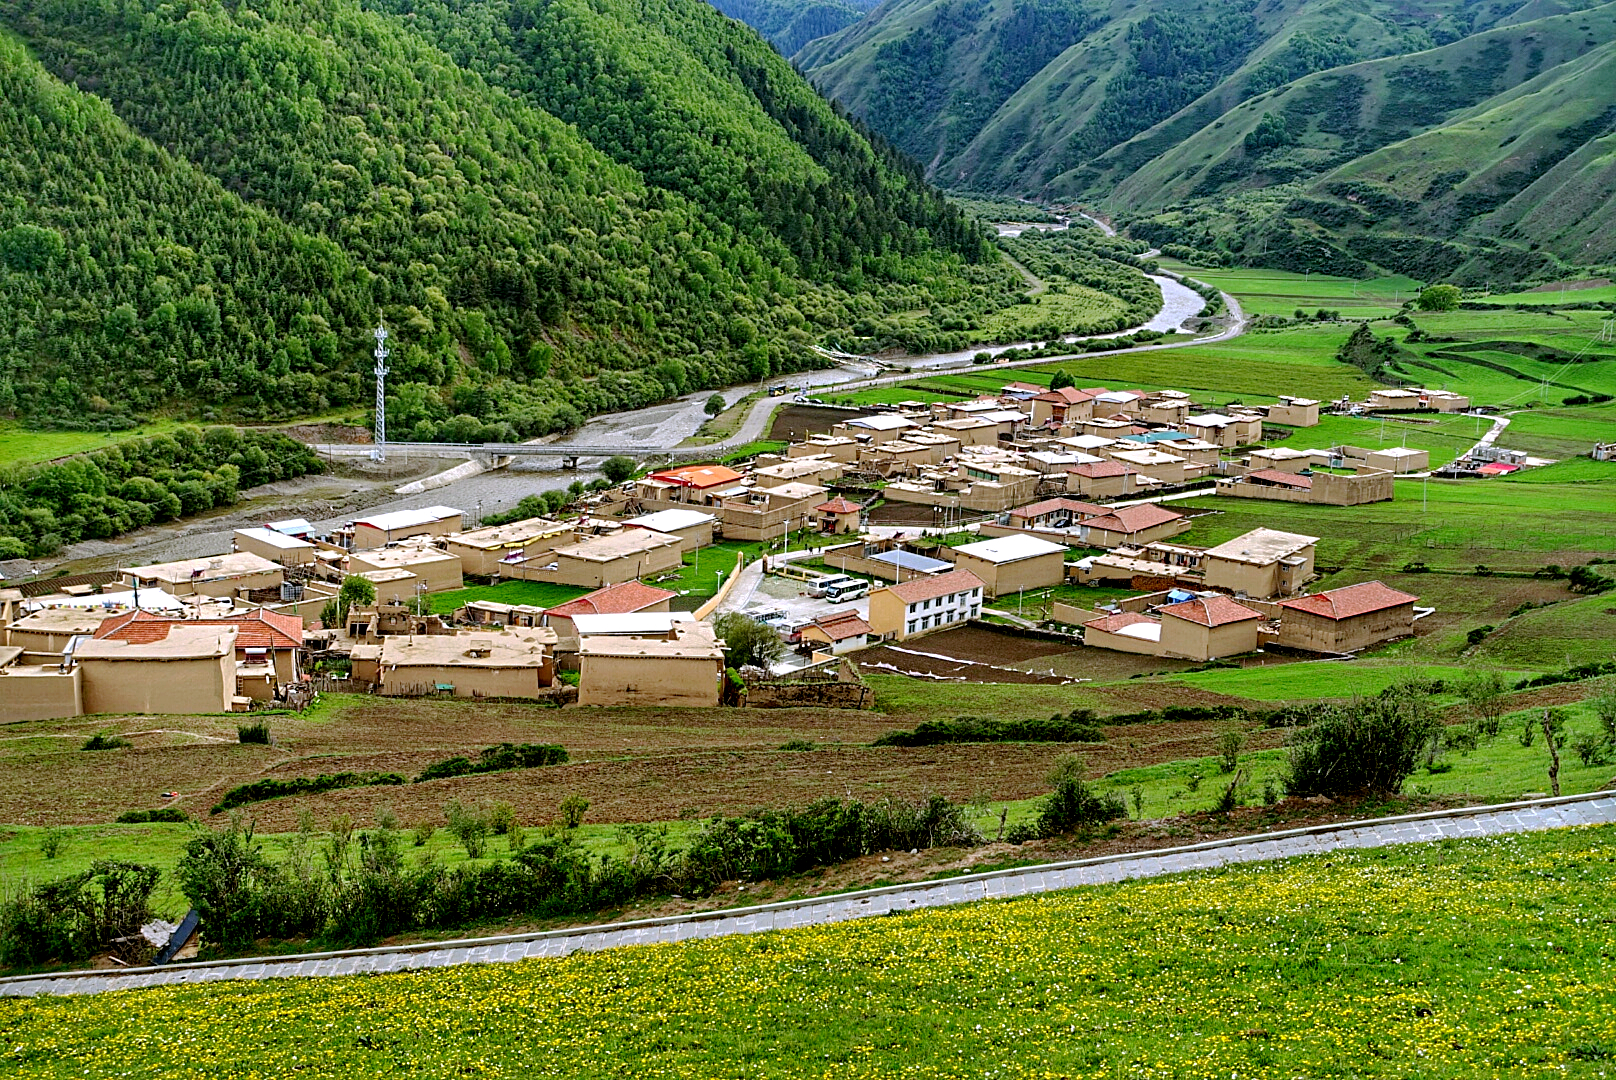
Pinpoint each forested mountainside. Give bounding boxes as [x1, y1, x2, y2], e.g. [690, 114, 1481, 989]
[706, 0, 876, 55]
[0, 0, 1007, 435]
[800, 0, 1616, 280]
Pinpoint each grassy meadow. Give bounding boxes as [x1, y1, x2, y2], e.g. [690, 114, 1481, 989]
[1157, 260, 1424, 318]
[6, 825, 1615, 1078]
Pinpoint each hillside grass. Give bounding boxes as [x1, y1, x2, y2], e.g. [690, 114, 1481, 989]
[0, 422, 187, 469]
[1263, 412, 1477, 468]
[8, 825, 1616, 1077]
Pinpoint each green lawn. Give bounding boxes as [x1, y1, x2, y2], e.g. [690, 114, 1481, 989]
[0, 422, 186, 468]
[655, 540, 764, 601]
[10, 825, 1616, 1077]
[426, 580, 590, 615]
[1483, 282, 1616, 306]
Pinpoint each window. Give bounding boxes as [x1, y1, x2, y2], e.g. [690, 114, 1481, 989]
[908, 621, 918, 633]
[970, 605, 980, 618]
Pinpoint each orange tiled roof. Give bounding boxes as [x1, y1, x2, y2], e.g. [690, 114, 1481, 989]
[546, 581, 678, 618]
[1158, 594, 1263, 628]
[94, 608, 304, 649]
[884, 569, 984, 605]
[1278, 581, 1418, 620]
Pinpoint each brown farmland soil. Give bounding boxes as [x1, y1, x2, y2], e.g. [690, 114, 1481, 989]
[0, 694, 1281, 829]
[767, 405, 861, 441]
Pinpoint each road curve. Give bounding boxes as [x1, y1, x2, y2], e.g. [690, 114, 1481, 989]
[5, 791, 1609, 998]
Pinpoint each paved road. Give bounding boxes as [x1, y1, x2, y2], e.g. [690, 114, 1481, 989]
[6, 791, 1610, 998]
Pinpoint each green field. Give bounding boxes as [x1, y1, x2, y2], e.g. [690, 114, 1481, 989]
[1163, 661, 1530, 702]
[975, 280, 1129, 341]
[1483, 282, 1616, 306]
[1175, 471, 1616, 573]
[1264, 412, 1478, 468]
[8, 825, 1615, 1077]
[426, 580, 589, 616]
[1159, 261, 1424, 318]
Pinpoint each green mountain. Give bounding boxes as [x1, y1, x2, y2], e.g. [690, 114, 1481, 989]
[801, 0, 1616, 280]
[707, 0, 875, 55]
[0, 0, 1008, 435]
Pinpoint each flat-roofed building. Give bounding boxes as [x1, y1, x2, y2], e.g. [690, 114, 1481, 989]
[4, 608, 116, 655]
[1183, 413, 1263, 448]
[1277, 580, 1418, 653]
[1201, 528, 1318, 598]
[622, 508, 716, 553]
[831, 414, 919, 444]
[348, 544, 463, 596]
[753, 456, 844, 489]
[1266, 396, 1320, 427]
[513, 529, 684, 588]
[346, 506, 463, 551]
[376, 628, 557, 698]
[75, 625, 238, 715]
[787, 435, 860, 463]
[867, 569, 984, 640]
[122, 552, 283, 599]
[443, 518, 573, 577]
[1367, 446, 1429, 473]
[1107, 447, 1207, 485]
[233, 527, 316, 568]
[1246, 447, 1327, 474]
[718, 482, 826, 541]
[577, 620, 725, 707]
[950, 534, 1066, 597]
[927, 416, 1002, 446]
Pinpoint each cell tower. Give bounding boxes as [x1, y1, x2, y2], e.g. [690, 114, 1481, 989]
[371, 322, 390, 462]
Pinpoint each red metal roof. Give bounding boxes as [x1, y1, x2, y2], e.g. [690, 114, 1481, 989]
[814, 497, 863, 514]
[1080, 503, 1184, 534]
[1158, 594, 1263, 628]
[94, 608, 304, 649]
[1279, 581, 1418, 620]
[546, 581, 679, 618]
[1009, 497, 1107, 521]
[1083, 611, 1157, 633]
[883, 569, 984, 605]
[1246, 469, 1313, 489]
[1476, 462, 1520, 475]
[646, 464, 744, 489]
[1066, 461, 1137, 478]
[1033, 386, 1097, 404]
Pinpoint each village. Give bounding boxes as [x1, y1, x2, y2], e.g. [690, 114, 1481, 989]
[4, 376, 1536, 723]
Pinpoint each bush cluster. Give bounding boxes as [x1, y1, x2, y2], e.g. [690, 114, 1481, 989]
[1515, 660, 1616, 690]
[0, 861, 160, 967]
[178, 796, 981, 948]
[1284, 685, 1440, 797]
[874, 712, 1104, 747]
[211, 772, 405, 813]
[115, 808, 189, 824]
[1006, 758, 1127, 843]
[415, 744, 568, 783]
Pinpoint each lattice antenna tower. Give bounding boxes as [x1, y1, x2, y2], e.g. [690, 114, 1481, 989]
[1599, 316, 1616, 343]
[371, 322, 390, 462]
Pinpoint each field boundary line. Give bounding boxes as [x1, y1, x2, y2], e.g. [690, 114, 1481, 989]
[4, 789, 1612, 996]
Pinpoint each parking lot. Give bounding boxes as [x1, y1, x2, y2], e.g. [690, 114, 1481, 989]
[736, 569, 870, 631]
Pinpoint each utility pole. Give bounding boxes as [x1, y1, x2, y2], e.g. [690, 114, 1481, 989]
[371, 322, 390, 462]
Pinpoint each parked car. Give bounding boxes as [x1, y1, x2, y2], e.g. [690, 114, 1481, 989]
[807, 574, 858, 598]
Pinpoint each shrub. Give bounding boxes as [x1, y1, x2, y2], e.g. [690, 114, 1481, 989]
[1008, 758, 1126, 841]
[411, 821, 435, 847]
[414, 743, 567, 783]
[600, 456, 637, 485]
[115, 807, 189, 824]
[1465, 625, 1495, 646]
[175, 820, 326, 947]
[558, 795, 589, 830]
[873, 712, 1104, 747]
[1284, 684, 1441, 796]
[212, 772, 404, 813]
[81, 733, 131, 751]
[1218, 731, 1243, 774]
[487, 802, 517, 837]
[779, 739, 818, 751]
[38, 828, 68, 860]
[0, 861, 161, 967]
[444, 801, 490, 859]
[237, 722, 272, 745]
[1571, 732, 1612, 768]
